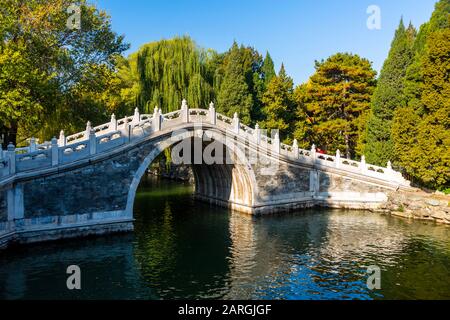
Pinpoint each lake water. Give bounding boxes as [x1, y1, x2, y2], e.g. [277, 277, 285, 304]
[1, 177, 449, 300]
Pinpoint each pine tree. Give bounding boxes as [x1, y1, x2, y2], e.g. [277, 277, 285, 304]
[363, 19, 416, 166]
[262, 52, 276, 86]
[294, 53, 377, 158]
[403, 0, 450, 113]
[415, 26, 450, 188]
[392, 0, 450, 189]
[260, 64, 294, 141]
[293, 84, 313, 149]
[216, 43, 253, 124]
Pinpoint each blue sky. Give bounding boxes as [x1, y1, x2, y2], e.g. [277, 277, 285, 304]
[95, 0, 437, 84]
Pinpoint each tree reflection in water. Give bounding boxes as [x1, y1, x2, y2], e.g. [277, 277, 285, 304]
[0, 177, 449, 300]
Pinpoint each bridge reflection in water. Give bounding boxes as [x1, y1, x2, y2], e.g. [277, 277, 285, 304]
[0, 177, 449, 300]
[1, 100, 413, 250]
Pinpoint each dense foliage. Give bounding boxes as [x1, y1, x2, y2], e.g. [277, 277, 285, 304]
[391, 0, 450, 189]
[294, 53, 377, 158]
[363, 20, 416, 166]
[260, 64, 295, 142]
[122, 37, 213, 114]
[117, 40, 276, 126]
[0, 0, 448, 190]
[0, 0, 128, 147]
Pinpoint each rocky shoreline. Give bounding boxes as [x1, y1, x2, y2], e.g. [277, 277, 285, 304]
[147, 161, 450, 226]
[377, 190, 450, 225]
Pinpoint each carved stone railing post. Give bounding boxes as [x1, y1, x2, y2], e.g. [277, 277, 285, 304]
[311, 144, 316, 162]
[292, 139, 299, 158]
[181, 99, 189, 123]
[89, 129, 96, 155]
[132, 107, 140, 126]
[58, 130, 66, 147]
[272, 131, 280, 154]
[29, 137, 37, 152]
[123, 123, 131, 141]
[386, 160, 393, 178]
[254, 124, 261, 144]
[110, 114, 118, 131]
[335, 149, 341, 168]
[387, 160, 392, 170]
[233, 112, 240, 134]
[51, 137, 59, 166]
[360, 155, 367, 173]
[85, 121, 92, 140]
[153, 106, 161, 132]
[0, 148, 5, 175]
[209, 102, 216, 125]
[7, 143, 15, 175]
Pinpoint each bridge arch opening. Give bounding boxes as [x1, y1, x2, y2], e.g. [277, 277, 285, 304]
[125, 130, 257, 217]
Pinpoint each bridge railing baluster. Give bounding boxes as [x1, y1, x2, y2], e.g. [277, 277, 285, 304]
[7, 143, 16, 175]
[272, 132, 280, 154]
[233, 113, 240, 134]
[209, 102, 216, 125]
[254, 124, 261, 145]
[311, 144, 316, 162]
[59, 131, 66, 147]
[334, 150, 340, 168]
[89, 130, 96, 155]
[181, 99, 189, 123]
[51, 138, 59, 166]
[292, 139, 299, 159]
[360, 156, 367, 173]
[0, 148, 8, 178]
[110, 114, 118, 132]
[0, 99, 410, 187]
[152, 107, 161, 132]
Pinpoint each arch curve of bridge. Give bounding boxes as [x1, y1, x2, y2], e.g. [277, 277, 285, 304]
[125, 128, 258, 216]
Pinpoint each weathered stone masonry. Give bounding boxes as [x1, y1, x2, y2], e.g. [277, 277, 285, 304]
[20, 139, 172, 220]
[0, 188, 7, 222]
[0, 101, 414, 248]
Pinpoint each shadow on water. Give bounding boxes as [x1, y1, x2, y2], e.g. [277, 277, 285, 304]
[0, 175, 449, 300]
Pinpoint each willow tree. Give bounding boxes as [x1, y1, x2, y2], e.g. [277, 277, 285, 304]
[127, 36, 214, 113]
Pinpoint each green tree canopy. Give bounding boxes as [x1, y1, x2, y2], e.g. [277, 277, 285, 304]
[216, 42, 254, 124]
[403, 0, 450, 113]
[262, 52, 276, 86]
[363, 19, 416, 166]
[392, 0, 450, 189]
[260, 64, 295, 142]
[294, 53, 377, 158]
[0, 0, 128, 147]
[126, 36, 214, 114]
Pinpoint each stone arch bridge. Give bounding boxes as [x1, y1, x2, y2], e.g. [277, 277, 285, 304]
[0, 100, 411, 248]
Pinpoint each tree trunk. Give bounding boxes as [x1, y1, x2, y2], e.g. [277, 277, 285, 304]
[6, 122, 18, 148]
[345, 133, 351, 159]
[0, 126, 7, 149]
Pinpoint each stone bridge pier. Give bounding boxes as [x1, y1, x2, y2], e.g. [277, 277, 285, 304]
[0, 101, 412, 248]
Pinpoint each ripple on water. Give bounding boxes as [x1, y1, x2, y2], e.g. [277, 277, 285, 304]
[0, 179, 449, 300]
